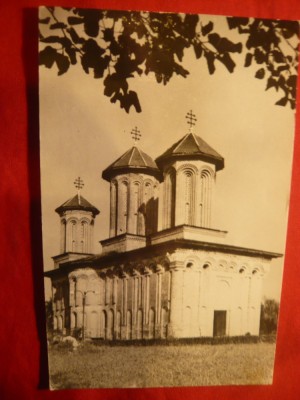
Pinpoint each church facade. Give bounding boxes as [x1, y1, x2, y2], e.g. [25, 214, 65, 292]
[45, 116, 281, 340]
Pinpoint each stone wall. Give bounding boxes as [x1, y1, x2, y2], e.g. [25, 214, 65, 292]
[52, 249, 269, 340]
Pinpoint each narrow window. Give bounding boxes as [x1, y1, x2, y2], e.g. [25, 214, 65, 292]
[184, 171, 193, 225]
[164, 170, 175, 229]
[118, 181, 128, 234]
[200, 170, 212, 228]
[132, 182, 140, 234]
[110, 182, 117, 237]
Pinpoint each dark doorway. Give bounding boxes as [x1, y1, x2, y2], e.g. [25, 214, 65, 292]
[213, 310, 227, 337]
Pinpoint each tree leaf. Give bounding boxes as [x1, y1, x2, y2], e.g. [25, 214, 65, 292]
[67, 28, 85, 44]
[80, 39, 106, 74]
[104, 73, 124, 97]
[275, 96, 288, 106]
[122, 90, 142, 113]
[173, 63, 189, 78]
[208, 33, 242, 53]
[201, 21, 213, 36]
[266, 77, 277, 91]
[272, 50, 284, 63]
[93, 55, 110, 78]
[254, 48, 266, 64]
[50, 22, 67, 30]
[39, 46, 57, 68]
[103, 28, 114, 42]
[193, 42, 203, 59]
[55, 53, 70, 75]
[39, 17, 50, 24]
[173, 37, 187, 62]
[218, 53, 236, 73]
[79, 10, 102, 37]
[227, 16, 249, 30]
[278, 20, 300, 39]
[287, 75, 297, 89]
[65, 46, 77, 65]
[183, 14, 199, 39]
[289, 99, 296, 110]
[255, 68, 265, 79]
[204, 52, 215, 74]
[40, 35, 61, 44]
[244, 52, 253, 67]
[277, 65, 289, 73]
[68, 16, 84, 25]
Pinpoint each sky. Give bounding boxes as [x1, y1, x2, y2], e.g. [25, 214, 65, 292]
[39, 11, 297, 301]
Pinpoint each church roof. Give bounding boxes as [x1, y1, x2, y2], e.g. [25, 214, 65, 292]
[155, 132, 224, 171]
[102, 146, 162, 181]
[55, 194, 100, 216]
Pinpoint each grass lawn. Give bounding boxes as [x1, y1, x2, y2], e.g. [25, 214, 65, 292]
[48, 342, 276, 389]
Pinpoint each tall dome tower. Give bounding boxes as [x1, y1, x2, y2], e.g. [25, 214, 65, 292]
[101, 128, 162, 253]
[53, 177, 99, 268]
[155, 111, 224, 231]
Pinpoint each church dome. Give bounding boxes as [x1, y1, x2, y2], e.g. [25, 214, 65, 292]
[102, 145, 162, 181]
[155, 132, 224, 171]
[55, 194, 100, 216]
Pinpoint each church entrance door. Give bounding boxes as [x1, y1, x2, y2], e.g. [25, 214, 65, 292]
[213, 310, 227, 337]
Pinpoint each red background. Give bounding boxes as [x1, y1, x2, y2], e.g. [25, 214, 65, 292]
[1, 1, 300, 399]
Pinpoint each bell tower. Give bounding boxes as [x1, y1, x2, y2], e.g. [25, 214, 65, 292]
[53, 177, 100, 268]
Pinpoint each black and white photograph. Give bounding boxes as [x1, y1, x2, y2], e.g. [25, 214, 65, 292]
[39, 6, 299, 389]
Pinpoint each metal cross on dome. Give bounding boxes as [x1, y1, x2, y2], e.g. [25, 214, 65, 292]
[74, 177, 84, 203]
[186, 110, 197, 132]
[74, 177, 84, 191]
[131, 126, 141, 144]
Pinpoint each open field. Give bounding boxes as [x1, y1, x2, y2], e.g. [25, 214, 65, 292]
[48, 342, 276, 389]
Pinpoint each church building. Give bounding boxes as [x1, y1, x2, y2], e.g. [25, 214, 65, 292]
[45, 111, 281, 340]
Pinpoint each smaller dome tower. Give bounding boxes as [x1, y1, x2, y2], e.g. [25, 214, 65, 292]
[101, 128, 162, 253]
[53, 177, 99, 267]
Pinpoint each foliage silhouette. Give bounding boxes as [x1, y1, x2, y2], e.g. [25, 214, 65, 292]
[45, 298, 53, 331]
[39, 7, 299, 112]
[260, 298, 279, 335]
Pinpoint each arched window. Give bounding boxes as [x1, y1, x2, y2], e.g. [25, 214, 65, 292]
[183, 170, 194, 225]
[200, 169, 212, 228]
[60, 219, 67, 253]
[67, 220, 77, 252]
[118, 181, 128, 234]
[110, 181, 117, 237]
[164, 169, 176, 229]
[143, 181, 154, 235]
[132, 182, 140, 235]
[80, 220, 88, 253]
